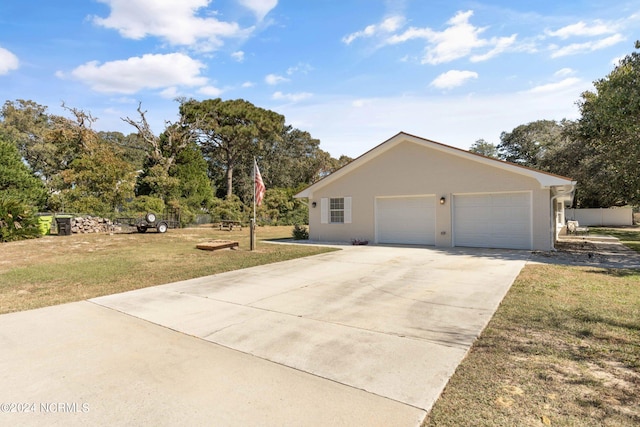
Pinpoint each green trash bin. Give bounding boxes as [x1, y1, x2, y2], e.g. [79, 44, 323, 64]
[55, 217, 72, 236]
[37, 215, 53, 235]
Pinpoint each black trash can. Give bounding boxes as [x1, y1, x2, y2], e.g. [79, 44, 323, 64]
[55, 217, 72, 236]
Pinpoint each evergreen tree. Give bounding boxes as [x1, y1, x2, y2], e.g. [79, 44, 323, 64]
[0, 137, 46, 207]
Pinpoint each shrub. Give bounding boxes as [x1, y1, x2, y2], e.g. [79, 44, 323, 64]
[211, 195, 248, 223]
[292, 224, 309, 240]
[123, 196, 166, 217]
[0, 195, 41, 242]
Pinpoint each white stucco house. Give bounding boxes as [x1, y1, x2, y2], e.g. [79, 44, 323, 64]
[295, 132, 576, 251]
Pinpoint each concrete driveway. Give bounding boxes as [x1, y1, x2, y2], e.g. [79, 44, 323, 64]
[0, 245, 528, 426]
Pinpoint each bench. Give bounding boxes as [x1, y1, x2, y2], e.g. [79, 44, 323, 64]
[566, 220, 589, 235]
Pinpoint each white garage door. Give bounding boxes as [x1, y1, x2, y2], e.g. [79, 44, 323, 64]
[453, 192, 532, 250]
[376, 196, 436, 245]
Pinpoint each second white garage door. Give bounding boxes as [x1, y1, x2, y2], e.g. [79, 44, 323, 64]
[376, 196, 436, 245]
[453, 192, 532, 250]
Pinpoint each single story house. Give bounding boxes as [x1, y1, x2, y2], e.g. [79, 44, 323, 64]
[295, 132, 576, 251]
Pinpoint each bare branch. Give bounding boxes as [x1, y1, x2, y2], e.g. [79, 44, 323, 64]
[121, 102, 162, 160]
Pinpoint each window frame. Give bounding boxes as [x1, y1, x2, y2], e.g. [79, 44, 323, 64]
[329, 197, 345, 224]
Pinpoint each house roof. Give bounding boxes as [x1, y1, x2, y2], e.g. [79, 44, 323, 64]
[295, 131, 576, 198]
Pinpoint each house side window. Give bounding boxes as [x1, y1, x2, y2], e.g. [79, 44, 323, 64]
[330, 198, 345, 223]
[320, 197, 352, 224]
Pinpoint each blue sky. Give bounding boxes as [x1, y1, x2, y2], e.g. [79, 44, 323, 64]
[1, 1, 638, 157]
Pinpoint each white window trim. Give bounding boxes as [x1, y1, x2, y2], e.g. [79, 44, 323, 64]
[320, 196, 351, 224]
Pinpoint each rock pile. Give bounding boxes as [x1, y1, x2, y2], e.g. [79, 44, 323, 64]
[71, 216, 116, 234]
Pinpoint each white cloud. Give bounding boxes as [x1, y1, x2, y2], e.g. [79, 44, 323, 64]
[265, 73, 289, 85]
[470, 34, 517, 62]
[199, 85, 223, 96]
[273, 83, 593, 158]
[385, 10, 516, 65]
[67, 53, 208, 94]
[272, 91, 312, 102]
[554, 68, 575, 77]
[160, 86, 180, 99]
[0, 46, 19, 75]
[611, 55, 625, 66]
[352, 99, 372, 108]
[93, 0, 246, 49]
[430, 70, 478, 89]
[342, 15, 405, 44]
[231, 51, 245, 62]
[550, 34, 625, 58]
[237, 0, 278, 21]
[527, 77, 582, 93]
[546, 20, 617, 39]
[111, 97, 137, 104]
[241, 81, 255, 88]
[286, 62, 313, 75]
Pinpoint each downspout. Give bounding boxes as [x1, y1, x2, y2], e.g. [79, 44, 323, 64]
[550, 193, 560, 252]
[549, 184, 576, 251]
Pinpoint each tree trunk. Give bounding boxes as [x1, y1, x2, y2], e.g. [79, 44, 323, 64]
[226, 165, 233, 198]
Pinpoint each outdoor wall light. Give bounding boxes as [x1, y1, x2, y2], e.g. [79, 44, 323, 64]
[440, 196, 446, 205]
[312, 201, 317, 208]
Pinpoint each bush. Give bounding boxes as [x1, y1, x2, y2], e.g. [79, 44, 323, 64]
[0, 195, 41, 242]
[59, 194, 111, 217]
[211, 195, 248, 223]
[122, 196, 166, 218]
[258, 187, 309, 226]
[292, 224, 309, 240]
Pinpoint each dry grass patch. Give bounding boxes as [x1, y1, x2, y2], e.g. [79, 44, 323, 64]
[425, 264, 640, 427]
[0, 226, 335, 314]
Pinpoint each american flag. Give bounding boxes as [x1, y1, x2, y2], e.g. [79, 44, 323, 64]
[255, 160, 266, 206]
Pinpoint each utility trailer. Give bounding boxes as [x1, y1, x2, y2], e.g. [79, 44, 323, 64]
[115, 208, 180, 233]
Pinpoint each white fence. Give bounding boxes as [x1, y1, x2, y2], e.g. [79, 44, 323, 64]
[565, 208, 633, 226]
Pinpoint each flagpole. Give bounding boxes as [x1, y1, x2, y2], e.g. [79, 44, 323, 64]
[251, 158, 256, 251]
[253, 157, 256, 225]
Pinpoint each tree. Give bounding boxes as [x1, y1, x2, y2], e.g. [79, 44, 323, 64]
[180, 98, 285, 198]
[170, 141, 215, 211]
[497, 120, 566, 168]
[571, 41, 640, 206]
[469, 139, 498, 158]
[0, 137, 45, 242]
[260, 126, 324, 188]
[0, 100, 76, 191]
[257, 187, 308, 225]
[58, 141, 137, 214]
[0, 99, 51, 168]
[123, 103, 196, 202]
[0, 137, 46, 207]
[97, 131, 147, 172]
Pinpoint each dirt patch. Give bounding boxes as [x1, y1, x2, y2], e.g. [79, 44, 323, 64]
[530, 240, 640, 268]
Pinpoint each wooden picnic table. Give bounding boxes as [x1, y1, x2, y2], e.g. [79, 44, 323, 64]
[218, 220, 242, 231]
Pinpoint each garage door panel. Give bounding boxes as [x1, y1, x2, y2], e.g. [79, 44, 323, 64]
[453, 193, 531, 250]
[376, 196, 435, 245]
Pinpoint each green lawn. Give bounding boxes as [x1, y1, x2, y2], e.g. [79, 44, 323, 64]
[425, 229, 640, 426]
[0, 226, 336, 314]
[592, 227, 640, 253]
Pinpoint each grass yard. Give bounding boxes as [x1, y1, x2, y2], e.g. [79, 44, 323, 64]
[425, 263, 640, 426]
[0, 225, 335, 315]
[593, 228, 640, 253]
